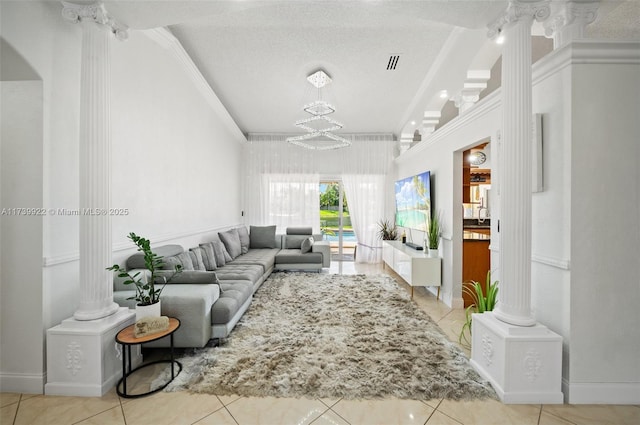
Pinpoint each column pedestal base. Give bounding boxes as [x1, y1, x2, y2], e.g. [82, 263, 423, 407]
[45, 307, 142, 397]
[470, 312, 563, 404]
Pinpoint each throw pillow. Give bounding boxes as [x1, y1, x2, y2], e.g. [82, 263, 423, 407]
[219, 228, 242, 259]
[199, 243, 217, 271]
[285, 234, 309, 249]
[236, 226, 250, 254]
[162, 252, 194, 271]
[189, 247, 207, 271]
[211, 240, 228, 267]
[301, 236, 314, 253]
[250, 225, 277, 248]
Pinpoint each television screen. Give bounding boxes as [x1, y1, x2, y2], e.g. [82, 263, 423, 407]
[395, 171, 431, 232]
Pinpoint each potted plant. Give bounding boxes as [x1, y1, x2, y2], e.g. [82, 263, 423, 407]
[108, 232, 182, 319]
[458, 271, 499, 348]
[376, 219, 399, 240]
[426, 211, 441, 257]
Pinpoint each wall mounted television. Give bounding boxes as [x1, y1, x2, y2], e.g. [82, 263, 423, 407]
[395, 170, 432, 232]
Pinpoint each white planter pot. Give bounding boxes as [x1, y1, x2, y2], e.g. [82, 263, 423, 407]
[136, 300, 161, 321]
[428, 248, 440, 258]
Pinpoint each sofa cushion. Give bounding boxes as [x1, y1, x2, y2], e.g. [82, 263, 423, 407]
[219, 228, 242, 259]
[285, 234, 310, 249]
[163, 252, 194, 270]
[155, 270, 219, 284]
[301, 236, 314, 253]
[214, 264, 264, 283]
[211, 281, 253, 324]
[199, 243, 217, 271]
[236, 226, 250, 255]
[250, 225, 277, 248]
[286, 227, 313, 235]
[276, 249, 323, 264]
[230, 248, 279, 273]
[189, 248, 207, 271]
[127, 244, 183, 269]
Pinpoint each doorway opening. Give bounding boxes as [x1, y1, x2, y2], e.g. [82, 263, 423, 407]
[319, 180, 355, 262]
[462, 141, 492, 307]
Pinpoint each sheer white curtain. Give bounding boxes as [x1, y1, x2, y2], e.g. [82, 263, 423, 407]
[340, 137, 395, 263]
[343, 174, 386, 263]
[261, 173, 319, 234]
[245, 135, 320, 233]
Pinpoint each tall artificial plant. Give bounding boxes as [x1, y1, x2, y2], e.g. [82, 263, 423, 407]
[459, 271, 499, 348]
[107, 232, 182, 306]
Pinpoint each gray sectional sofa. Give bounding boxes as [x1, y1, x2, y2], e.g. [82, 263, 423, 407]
[113, 226, 330, 347]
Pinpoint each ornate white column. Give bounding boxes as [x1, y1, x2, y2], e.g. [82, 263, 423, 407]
[46, 3, 140, 397]
[490, 0, 550, 327]
[62, 2, 126, 320]
[544, 0, 599, 49]
[470, 1, 563, 404]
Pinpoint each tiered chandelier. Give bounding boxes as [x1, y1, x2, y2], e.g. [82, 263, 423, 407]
[287, 70, 351, 150]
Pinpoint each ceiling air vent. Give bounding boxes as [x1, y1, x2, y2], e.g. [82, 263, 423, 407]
[387, 55, 400, 70]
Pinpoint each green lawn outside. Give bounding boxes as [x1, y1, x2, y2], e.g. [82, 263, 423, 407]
[320, 209, 352, 231]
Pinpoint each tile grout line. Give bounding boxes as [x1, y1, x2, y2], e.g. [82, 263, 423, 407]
[119, 395, 128, 425]
[216, 395, 241, 425]
[432, 399, 465, 425]
[11, 394, 22, 425]
[309, 404, 340, 425]
[327, 404, 352, 425]
[539, 407, 579, 425]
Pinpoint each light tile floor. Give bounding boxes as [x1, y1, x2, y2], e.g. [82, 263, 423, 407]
[2, 262, 639, 425]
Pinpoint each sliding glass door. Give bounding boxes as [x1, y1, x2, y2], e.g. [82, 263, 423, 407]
[319, 181, 355, 262]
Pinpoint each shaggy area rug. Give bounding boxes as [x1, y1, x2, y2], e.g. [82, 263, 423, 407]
[161, 272, 496, 400]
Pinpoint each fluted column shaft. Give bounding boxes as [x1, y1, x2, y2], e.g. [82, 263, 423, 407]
[63, 2, 126, 320]
[491, 1, 549, 326]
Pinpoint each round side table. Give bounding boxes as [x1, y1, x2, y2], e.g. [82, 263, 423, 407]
[115, 317, 182, 398]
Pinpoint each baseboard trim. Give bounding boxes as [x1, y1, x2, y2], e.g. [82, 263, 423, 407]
[0, 372, 45, 394]
[44, 376, 119, 398]
[565, 380, 640, 404]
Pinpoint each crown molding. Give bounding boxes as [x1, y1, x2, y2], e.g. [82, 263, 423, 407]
[533, 40, 640, 85]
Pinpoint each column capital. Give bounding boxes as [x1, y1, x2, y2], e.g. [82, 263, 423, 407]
[488, 0, 551, 39]
[421, 111, 441, 136]
[453, 70, 490, 114]
[543, 1, 599, 49]
[61, 1, 128, 40]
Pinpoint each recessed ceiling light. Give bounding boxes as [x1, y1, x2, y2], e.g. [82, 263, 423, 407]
[411, 121, 416, 126]
[439, 90, 448, 99]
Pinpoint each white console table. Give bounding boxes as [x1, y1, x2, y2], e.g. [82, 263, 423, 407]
[382, 241, 441, 298]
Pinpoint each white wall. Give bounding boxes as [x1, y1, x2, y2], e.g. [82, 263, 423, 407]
[0, 1, 244, 393]
[568, 48, 640, 401]
[1, 81, 45, 393]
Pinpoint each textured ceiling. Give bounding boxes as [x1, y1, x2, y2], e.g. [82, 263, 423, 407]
[104, 0, 640, 139]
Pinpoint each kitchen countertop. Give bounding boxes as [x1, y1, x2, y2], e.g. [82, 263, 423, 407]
[463, 230, 491, 241]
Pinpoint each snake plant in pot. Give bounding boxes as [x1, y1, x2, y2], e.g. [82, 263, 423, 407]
[107, 232, 182, 319]
[426, 211, 441, 257]
[458, 270, 498, 348]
